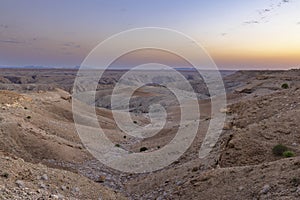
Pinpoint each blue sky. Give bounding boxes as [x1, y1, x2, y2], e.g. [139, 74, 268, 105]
[0, 0, 299, 69]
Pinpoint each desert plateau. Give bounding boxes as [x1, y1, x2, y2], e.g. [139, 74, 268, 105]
[0, 68, 299, 199]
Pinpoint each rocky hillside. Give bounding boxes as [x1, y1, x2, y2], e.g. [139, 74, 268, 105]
[0, 68, 299, 199]
[0, 152, 125, 200]
[0, 89, 126, 199]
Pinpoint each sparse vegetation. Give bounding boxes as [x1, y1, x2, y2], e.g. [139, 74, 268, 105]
[283, 150, 295, 158]
[192, 167, 199, 172]
[272, 144, 288, 156]
[1, 172, 9, 178]
[281, 83, 289, 89]
[140, 147, 148, 152]
[291, 177, 300, 186]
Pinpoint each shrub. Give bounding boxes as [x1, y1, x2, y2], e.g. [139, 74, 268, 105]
[140, 147, 148, 152]
[192, 167, 199, 172]
[283, 150, 295, 158]
[26, 116, 31, 119]
[281, 83, 289, 89]
[1, 172, 9, 178]
[272, 144, 288, 156]
[291, 177, 300, 186]
[115, 144, 121, 148]
[123, 135, 127, 139]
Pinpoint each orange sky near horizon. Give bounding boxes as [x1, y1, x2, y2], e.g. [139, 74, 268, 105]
[0, 0, 299, 70]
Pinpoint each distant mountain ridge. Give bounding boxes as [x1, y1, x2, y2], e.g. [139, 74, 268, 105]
[0, 65, 80, 69]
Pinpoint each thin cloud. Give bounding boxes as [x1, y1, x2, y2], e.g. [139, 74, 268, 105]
[62, 42, 81, 49]
[62, 42, 73, 47]
[257, 8, 271, 14]
[243, 20, 260, 25]
[0, 24, 8, 29]
[0, 39, 22, 44]
[0, 37, 40, 46]
[220, 0, 293, 36]
[277, 0, 290, 7]
[243, 0, 292, 26]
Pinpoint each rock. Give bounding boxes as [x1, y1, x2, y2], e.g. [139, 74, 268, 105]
[228, 142, 235, 149]
[191, 167, 199, 172]
[72, 187, 80, 193]
[223, 122, 233, 130]
[260, 184, 270, 194]
[156, 196, 163, 200]
[15, 180, 25, 188]
[39, 183, 46, 189]
[296, 186, 300, 196]
[235, 87, 253, 94]
[4, 156, 12, 161]
[57, 193, 64, 199]
[238, 186, 244, 191]
[276, 128, 291, 135]
[55, 88, 72, 101]
[41, 174, 48, 181]
[96, 175, 106, 183]
[50, 194, 59, 199]
[61, 185, 67, 191]
[256, 75, 268, 80]
[176, 181, 183, 186]
[220, 108, 231, 113]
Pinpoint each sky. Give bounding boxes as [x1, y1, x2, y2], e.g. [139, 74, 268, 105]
[0, 0, 300, 70]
